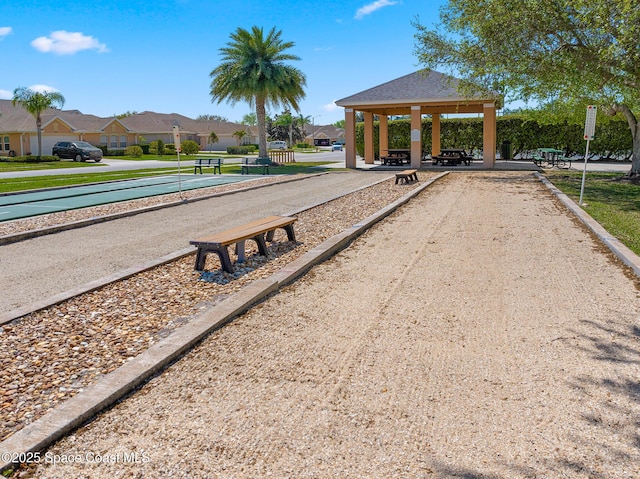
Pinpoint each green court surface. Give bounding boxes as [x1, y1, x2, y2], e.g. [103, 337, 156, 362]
[0, 174, 257, 222]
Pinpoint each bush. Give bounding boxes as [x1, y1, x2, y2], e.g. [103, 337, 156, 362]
[181, 140, 200, 155]
[125, 145, 144, 157]
[0, 155, 59, 163]
[150, 140, 165, 155]
[140, 144, 150, 154]
[227, 146, 252, 155]
[106, 149, 126, 156]
[296, 142, 310, 148]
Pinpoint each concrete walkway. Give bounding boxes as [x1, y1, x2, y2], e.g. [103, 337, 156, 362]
[0, 171, 390, 316]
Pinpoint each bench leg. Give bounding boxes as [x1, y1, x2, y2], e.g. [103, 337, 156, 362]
[236, 240, 246, 263]
[194, 166, 202, 174]
[265, 225, 296, 242]
[251, 233, 269, 256]
[213, 165, 221, 174]
[194, 246, 235, 273]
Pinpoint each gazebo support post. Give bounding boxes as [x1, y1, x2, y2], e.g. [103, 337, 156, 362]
[483, 103, 496, 168]
[379, 115, 388, 163]
[411, 106, 422, 169]
[344, 108, 357, 169]
[431, 114, 441, 158]
[363, 112, 375, 164]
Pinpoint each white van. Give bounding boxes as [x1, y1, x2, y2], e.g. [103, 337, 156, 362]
[268, 141, 287, 150]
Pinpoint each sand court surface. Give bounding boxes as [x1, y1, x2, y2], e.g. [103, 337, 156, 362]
[29, 172, 640, 478]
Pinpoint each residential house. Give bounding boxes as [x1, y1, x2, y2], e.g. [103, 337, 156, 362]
[304, 124, 345, 147]
[0, 100, 257, 156]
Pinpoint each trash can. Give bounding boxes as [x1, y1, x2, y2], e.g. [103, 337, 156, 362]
[500, 140, 512, 160]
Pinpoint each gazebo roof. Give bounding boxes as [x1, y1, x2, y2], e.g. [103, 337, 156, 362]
[335, 70, 499, 116]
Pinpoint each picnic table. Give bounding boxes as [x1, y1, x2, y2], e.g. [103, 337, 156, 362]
[381, 149, 411, 166]
[431, 148, 472, 166]
[532, 148, 570, 169]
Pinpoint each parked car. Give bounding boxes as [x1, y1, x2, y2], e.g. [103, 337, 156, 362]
[331, 143, 343, 151]
[52, 141, 103, 162]
[267, 141, 287, 150]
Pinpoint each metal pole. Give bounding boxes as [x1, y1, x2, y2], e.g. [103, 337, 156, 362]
[579, 139, 590, 205]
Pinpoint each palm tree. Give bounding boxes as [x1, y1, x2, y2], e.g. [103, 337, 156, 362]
[298, 114, 311, 140]
[12, 87, 65, 158]
[210, 26, 306, 158]
[233, 129, 247, 146]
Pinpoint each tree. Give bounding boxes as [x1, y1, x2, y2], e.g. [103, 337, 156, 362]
[333, 119, 345, 129]
[413, 0, 640, 176]
[197, 114, 228, 122]
[208, 131, 219, 151]
[241, 113, 257, 126]
[12, 87, 65, 158]
[298, 114, 311, 138]
[233, 129, 247, 146]
[210, 26, 306, 158]
[275, 110, 294, 146]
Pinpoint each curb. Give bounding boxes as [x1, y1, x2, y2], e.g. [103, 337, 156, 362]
[0, 173, 327, 246]
[0, 172, 448, 470]
[0, 173, 394, 326]
[536, 172, 640, 278]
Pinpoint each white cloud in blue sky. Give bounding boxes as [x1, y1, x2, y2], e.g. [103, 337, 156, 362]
[0, 89, 12, 99]
[29, 84, 61, 94]
[31, 31, 109, 55]
[0, 27, 12, 38]
[355, 0, 399, 20]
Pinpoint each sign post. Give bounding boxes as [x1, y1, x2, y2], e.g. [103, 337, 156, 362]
[172, 125, 183, 198]
[579, 105, 597, 205]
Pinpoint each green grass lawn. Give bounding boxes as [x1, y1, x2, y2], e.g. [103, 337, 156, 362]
[0, 162, 341, 194]
[546, 171, 640, 255]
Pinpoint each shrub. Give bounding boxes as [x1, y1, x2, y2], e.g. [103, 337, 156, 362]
[150, 139, 165, 155]
[125, 145, 144, 157]
[0, 155, 59, 163]
[140, 144, 150, 154]
[296, 142, 310, 148]
[181, 140, 200, 155]
[106, 149, 126, 156]
[227, 146, 252, 155]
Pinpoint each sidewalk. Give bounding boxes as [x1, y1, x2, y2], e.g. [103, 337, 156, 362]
[29, 172, 640, 478]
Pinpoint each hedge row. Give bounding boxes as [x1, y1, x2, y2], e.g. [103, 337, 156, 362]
[355, 117, 633, 159]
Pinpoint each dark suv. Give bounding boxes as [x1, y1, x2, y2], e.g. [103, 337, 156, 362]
[52, 141, 103, 162]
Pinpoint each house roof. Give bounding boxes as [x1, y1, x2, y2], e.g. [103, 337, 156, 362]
[0, 100, 256, 137]
[335, 70, 500, 116]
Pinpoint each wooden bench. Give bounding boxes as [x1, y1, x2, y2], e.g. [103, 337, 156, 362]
[395, 169, 418, 184]
[194, 158, 222, 174]
[190, 215, 297, 273]
[240, 157, 270, 175]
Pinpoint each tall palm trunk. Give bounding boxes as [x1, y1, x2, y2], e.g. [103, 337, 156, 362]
[36, 115, 43, 158]
[256, 99, 268, 158]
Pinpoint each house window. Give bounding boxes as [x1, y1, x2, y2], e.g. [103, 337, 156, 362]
[110, 135, 118, 148]
[100, 135, 107, 145]
[3, 136, 9, 151]
[119, 135, 127, 148]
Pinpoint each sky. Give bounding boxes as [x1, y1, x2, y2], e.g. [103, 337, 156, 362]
[0, 0, 446, 126]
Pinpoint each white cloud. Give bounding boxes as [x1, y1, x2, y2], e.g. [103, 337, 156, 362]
[355, 0, 398, 19]
[0, 27, 12, 38]
[0, 89, 12, 99]
[31, 30, 109, 55]
[29, 84, 60, 94]
[321, 100, 340, 112]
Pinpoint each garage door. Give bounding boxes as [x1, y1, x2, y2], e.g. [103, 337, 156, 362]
[35, 136, 75, 156]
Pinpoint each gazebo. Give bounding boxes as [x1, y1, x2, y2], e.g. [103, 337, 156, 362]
[335, 71, 501, 169]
